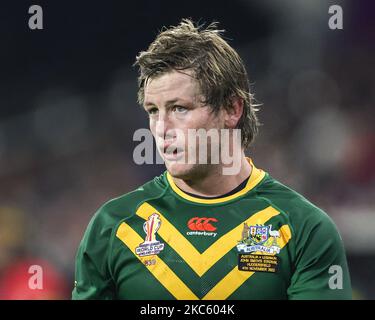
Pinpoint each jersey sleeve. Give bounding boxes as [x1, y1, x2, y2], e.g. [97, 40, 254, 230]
[72, 206, 116, 300]
[287, 210, 352, 300]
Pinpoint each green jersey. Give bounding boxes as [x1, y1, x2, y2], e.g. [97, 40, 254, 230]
[72, 160, 352, 300]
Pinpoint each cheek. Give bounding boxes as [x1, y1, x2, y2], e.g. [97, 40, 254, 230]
[187, 110, 212, 129]
[200, 111, 223, 130]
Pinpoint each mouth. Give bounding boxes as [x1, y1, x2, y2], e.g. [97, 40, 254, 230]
[162, 144, 184, 161]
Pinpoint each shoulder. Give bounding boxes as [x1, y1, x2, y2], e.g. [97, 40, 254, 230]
[255, 174, 347, 264]
[84, 173, 168, 238]
[255, 174, 338, 235]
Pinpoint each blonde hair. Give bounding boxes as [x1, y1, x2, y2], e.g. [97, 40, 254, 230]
[135, 19, 260, 148]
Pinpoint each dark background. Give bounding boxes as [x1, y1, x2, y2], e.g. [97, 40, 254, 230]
[0, 0, 374, 299]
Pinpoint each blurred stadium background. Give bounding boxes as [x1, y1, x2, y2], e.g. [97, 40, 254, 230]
[0, 0, 374, 299]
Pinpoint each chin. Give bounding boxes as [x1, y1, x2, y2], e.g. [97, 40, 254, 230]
[165, 162, 199, 180]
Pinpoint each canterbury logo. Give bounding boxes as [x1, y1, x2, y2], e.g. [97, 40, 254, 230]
[187, 217, 218, 232]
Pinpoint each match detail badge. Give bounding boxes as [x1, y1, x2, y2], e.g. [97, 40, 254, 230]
[237, 223, 281, 273]
[238, 254, 279, 273]
[237, 223, 281, 254]
[135, 213, 165, 257]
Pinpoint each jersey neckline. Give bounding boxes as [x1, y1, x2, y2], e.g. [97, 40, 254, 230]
[165, 158, 266, 204]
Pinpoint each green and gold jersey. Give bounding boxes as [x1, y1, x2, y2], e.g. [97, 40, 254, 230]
[72, 160, 352, 300]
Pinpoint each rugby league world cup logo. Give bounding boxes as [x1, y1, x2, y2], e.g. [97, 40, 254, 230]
[135, 213, 165, 257]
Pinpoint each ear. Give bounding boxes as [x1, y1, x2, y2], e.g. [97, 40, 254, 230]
[224, 97, 244, 128]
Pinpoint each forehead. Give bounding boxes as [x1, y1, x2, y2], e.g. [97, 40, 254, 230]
[144, 70, 200, 105]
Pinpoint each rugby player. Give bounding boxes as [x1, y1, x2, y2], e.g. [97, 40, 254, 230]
[72, 19, 351, 300]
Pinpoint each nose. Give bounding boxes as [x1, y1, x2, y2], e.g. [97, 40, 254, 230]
[154, 112, 174, 140]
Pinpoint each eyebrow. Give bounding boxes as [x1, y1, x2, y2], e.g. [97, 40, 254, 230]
[143, 99, 189, 108]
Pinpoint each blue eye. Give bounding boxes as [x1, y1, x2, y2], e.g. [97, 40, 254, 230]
[173, 105, 188, 113]
[147, 107, 158, 115]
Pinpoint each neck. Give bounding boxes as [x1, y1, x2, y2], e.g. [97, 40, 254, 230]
[171, 156, 252, 197]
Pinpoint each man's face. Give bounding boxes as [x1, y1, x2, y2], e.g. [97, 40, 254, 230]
[143, 70, 225, 179]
